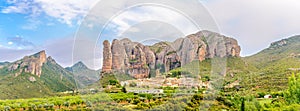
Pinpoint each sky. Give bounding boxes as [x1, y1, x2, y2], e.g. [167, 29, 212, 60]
[0, 0, 300, 69]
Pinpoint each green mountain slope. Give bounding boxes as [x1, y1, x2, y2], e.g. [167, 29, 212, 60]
[0, 51, 76, 99]
[0, 70, 54, 99]
[40, 57, 76, 92]
[66, 61, 100, 88]
[244, 35, 300, 92]
[168, 57, 256, 91]
[245, 35, 300, 68]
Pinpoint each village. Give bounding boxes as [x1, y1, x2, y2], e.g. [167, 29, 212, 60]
[119, 70, 212, 94]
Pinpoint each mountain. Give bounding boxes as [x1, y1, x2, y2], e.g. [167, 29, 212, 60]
[245, 35, 300, 68]
[101, 30, 241, 79]
[66, 61, 100, 88]
[0, 62, 9, 69]
[0, 51, 76, 99]
[244, 35, 300, 92]
[0, 61, 9, 66]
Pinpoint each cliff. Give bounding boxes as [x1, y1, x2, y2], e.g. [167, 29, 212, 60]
[8, 50, 47, 77]
[102, 30, 241, 79]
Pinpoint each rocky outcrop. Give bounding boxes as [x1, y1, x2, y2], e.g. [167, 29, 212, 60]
[8, 50, 47, 77]
[151, 30, 241, 71]
[102, 30, 241, 79]
[102, 38, 153, 79]
[270, 39, 288, 49]
[29, 76, 36, 82]
[102, 40, 112, 72]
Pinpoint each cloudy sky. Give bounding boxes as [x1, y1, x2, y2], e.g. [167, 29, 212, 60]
[0, 0, 300, 69]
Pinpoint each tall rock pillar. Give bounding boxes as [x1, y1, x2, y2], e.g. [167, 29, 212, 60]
[102, 40, 112, 73]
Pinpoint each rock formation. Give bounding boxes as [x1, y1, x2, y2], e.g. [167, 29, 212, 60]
[102, 30, 241, 79]
[102, 40, 112, 72]
[8, 50, 47, 77]
[270, 39, 288, 49]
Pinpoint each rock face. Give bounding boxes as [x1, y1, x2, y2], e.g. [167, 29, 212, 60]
[270, 39, 288, 49]
[8, 50, 47, 77]
[102, 30, 241, 79]
[102, 40, 112, 72]
[102, 38, 153, 79]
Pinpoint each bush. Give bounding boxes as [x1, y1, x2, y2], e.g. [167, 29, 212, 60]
[109, 80, 119, 85]
[133, 99, 140, 105]
[168, 68, 192, 77]
[285, 73, 300, 104]
[86, 101, 92, 107]
[63, 102, 69, 107]
[257, 92, 265, 98]
[4, 106, 10, 111]
[129, 82, 137, 87]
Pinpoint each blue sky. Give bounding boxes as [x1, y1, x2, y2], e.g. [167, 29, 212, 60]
[1, 0, 300, 69]
[0, 1, 78, 47]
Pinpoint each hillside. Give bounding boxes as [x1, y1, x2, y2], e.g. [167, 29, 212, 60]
[245, 35, 300, 68]
[173, 57, 256, 91]
[0, 51, 76, 99]
[244, 35, 300, 92]
[66, 61, 100, 88]
[0, 62, 9, 66]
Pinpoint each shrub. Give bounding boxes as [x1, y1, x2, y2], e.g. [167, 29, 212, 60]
[285, 73, 300, 104]
[4, 106, 10, 111]
[63, 102, 69, 107]
[86, 101, 92, 107]
[129, 82, 137, 87]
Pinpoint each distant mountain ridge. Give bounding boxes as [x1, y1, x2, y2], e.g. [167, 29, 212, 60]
[0, 61, 9, 66]
[66, 61, 100, 88]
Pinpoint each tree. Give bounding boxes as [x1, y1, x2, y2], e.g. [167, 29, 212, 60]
[109, 80, 119, 85]
[185, 94, 204, 110]
[240, 97, 245, 111]
[284, 73, 300, 104]
[121, 87, 127, 93]
[129, 82, 137, 87]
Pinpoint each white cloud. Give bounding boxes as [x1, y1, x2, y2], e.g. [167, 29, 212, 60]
[2, 0, 99, 25]
[21, 19, 41, 30]
[107, 6, 199, 36]
[204, 0, 300, 56]
[6, 36, 35, 48]
[1, 1, 31, 14]
[8, 42, 13, 45]
[119, 21, 185, 43]
[35, 0, 99, 25]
